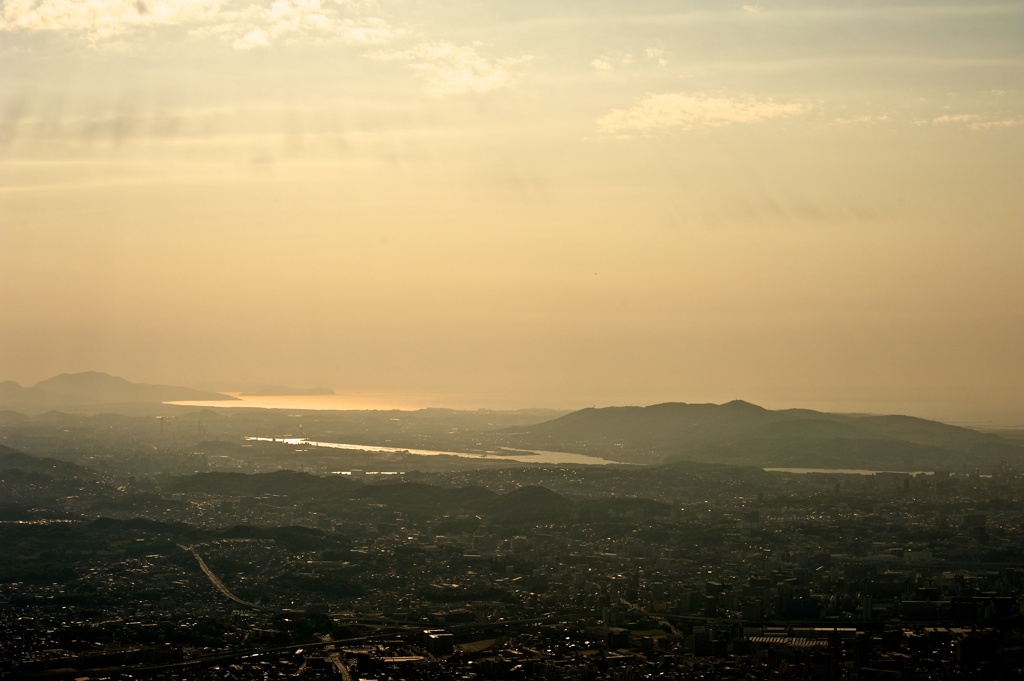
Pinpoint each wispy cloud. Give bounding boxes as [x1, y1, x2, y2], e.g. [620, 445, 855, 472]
[1, 0, 529, 92]
[232, 25, 270, 50]
[369, 41, 533, 95]
[930, 113, 983, 125]
[217, 1, 399, 50]
[969, 119, 1023, 129]
[645, 47, 668, 67]
[1, 0, 226, 41]
[833, 114, 892, 126]
[0, 0, 398, 49]
[591, 48, 667, 73]
[598, 92, 812, 138]
[914, 113, 1024, 129]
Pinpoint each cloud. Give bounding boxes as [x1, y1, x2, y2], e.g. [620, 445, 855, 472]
[833, 114, 892, 126]
[370, 41, 533, 95]
[645, 47, 668, 67]
[930, 114, 983, 125]
[232, 25, 269, 49]
[598, 92, 812, 138]
[913, 113, 1023, 129]
[1, 0, 227, 40]
[0, 0, 399, 49]
[969, 119, 1023, 129]
[591, 53, 631, 73]
[591, 48, 667, 73]
[215, 0, 399, 50]
[338, 16, 394, 44]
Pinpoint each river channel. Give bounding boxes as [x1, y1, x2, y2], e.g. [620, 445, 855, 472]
[245, 437, 621, 466]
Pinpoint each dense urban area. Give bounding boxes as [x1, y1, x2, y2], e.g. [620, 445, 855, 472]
[1, 381, 1022, 680]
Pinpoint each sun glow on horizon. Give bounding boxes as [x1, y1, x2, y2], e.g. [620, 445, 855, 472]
[2, 1, 1021, 423]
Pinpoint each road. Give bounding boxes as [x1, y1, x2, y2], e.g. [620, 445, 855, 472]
[179, 544, 264, 610]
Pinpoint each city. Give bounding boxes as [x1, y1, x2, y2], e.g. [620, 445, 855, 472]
[2, 402, 1022, 680]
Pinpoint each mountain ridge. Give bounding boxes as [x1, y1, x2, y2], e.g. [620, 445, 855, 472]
[0, 371, 237, 413]
[505, 401, 1021, 469]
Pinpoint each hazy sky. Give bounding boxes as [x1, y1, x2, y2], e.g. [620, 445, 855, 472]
[2, 1, 1022, 423]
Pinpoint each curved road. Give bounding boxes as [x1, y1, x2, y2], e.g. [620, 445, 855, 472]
[180, 544, 264, 610]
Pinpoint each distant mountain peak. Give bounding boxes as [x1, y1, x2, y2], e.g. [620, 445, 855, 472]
[0, 371, 237, 413]
[721, 399, 765, 410]
[34, 371, 132, 391]
[505, 399, 1015, 469]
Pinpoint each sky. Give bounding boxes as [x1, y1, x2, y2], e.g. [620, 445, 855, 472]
[1, 0, 1022, 424]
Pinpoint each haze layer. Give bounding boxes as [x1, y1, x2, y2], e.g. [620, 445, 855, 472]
[2, 1, 1022, 422]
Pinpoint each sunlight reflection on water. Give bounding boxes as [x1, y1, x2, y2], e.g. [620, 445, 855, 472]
[244, 437, 619, 466]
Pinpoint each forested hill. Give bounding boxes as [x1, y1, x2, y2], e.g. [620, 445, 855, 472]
[503, 401, 1020, 471]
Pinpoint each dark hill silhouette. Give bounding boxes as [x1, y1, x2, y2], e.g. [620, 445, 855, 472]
[506, 402, 1021, 471]
[481, 486, 572, 521]
[511, 401, 781, 447]
[90, 493, 191, 516]
[678, 437, 958, 471]
[577, 496, 672, 519]
[0, 381, 26, 405]
[743, 418, 876, 440]
[0, 444, 90, 478]
[0, 371, 237, 414]
[355, 482, 495, 510]
[355, 482, 451, 507]
[0, 409, 29, 425]
[28, 410, 76, 422]
[217, 524, 347, 551]
[446, 484, 498, 507]
[847, 414, 995, 450]
[89, 516, 194, 535]
[356, 482, 573, 520]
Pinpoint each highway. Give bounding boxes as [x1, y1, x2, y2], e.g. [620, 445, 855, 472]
[179, 544, 265, 610]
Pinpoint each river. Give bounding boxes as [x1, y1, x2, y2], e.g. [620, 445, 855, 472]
[245, 437, 621, 466]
